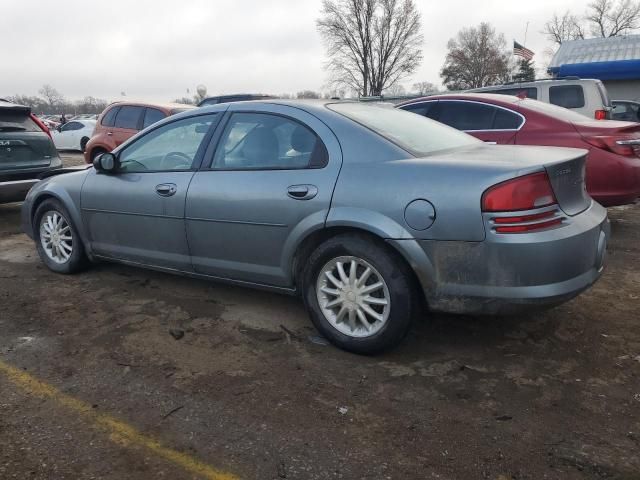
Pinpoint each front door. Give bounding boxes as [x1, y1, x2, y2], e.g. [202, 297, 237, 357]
[81, 113, 220, 270]
[186, 106, 342, 287]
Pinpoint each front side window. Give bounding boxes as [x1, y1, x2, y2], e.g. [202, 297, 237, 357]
[549, 85, 585, 109]
[438, 102, 496, 131]
[118, 114, 217, 173]
[114, 106, 143, 130]
[212, 113, 328, 170]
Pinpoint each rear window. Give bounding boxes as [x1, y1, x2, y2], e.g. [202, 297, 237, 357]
[549, 85, 585, 109]
[485, 87, 538, 100]
[519, 98, 592, 123]
[0, 110, 40, 132]
[401, 102, 436, 117]
[114, 106, 143, 130]
[329, 103, 479, 156]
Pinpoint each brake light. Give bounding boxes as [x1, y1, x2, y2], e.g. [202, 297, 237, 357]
[584, 135, 640, 157]
[594, 109, 607, 120]
[30, 114, 51, 139]
[482, 172, 556, 212]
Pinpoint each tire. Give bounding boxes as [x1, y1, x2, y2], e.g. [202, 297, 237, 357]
[80, 137, 89, 152]
[302, 234, 415, 354]
[33, 199, 88, 274]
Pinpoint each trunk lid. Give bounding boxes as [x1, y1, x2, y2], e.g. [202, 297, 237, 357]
[0, 105, 56, 172]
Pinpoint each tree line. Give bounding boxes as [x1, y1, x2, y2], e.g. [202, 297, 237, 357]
[317, 0, 640, 94]
[6, 84, 108, 115]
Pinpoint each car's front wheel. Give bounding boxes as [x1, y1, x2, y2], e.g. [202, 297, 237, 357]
[302, 234, 415, 354]
[34, 199, 88, 274]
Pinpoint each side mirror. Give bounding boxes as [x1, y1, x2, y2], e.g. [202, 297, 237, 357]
[56, 125, 62, 132]
[93, 152, 119, 174]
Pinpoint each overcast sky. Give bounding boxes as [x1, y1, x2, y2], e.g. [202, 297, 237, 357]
[3, 0, 591, 102]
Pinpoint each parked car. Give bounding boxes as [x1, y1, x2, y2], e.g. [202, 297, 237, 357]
[611, 100, 640, 122]
[83, 102, 195, 163]
[0, 99, 62, 203]
[52, 119, 96, 152]
[398, 93, 640, 207]
[198, 94, 275, 107]
[467, 78, 613, 120]
[22, 100, 609, 353]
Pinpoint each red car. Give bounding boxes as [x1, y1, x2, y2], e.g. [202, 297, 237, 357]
[398, 93, 640, 207]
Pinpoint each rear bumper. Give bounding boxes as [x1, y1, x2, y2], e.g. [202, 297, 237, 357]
[0, 179, 39, 203]
[391, 201, 609, 315]
[588, 152, 640, 207]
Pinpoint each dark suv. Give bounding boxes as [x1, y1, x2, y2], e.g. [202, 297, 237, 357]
[0, 99, 61, 203]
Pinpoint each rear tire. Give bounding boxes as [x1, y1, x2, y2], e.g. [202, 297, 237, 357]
[302, 234, 415, 354]
[34, 199, 88, 274]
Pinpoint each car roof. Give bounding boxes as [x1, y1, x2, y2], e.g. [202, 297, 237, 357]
[105, 101, 196, 111]
[0, 99, 30, 112]
[398, 93, 522, 106]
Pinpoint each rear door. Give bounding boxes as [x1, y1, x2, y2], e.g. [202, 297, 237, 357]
[185, 104, 343, 287]
[0, 106, 55, 172]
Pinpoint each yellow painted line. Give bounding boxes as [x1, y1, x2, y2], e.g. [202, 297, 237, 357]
[0, 360, 239, 480]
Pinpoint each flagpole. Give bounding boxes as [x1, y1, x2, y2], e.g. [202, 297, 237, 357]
[524, 21, 529, 47]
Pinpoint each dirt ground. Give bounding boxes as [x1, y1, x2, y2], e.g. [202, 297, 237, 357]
[1, 153, 639, 480]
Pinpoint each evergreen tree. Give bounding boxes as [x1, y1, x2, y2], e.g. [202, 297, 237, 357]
[513, 59, 536, 82]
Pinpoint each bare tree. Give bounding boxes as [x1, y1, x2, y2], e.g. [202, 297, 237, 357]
[543, 11, 586, 44]
[317, 0, 423, 96]
[412, 81, 437, 95]
[38, 84, 64, 109]
[440, 23, 510, 90]
[587, 0, 640, 36]
[545, 0, 640, 44]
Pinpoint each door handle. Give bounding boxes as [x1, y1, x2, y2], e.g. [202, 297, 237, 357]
[287, 184, 318, 200]
[155, 183, 177, 197]
[106, 132, 113, 136]
[484, 140, 497, 145]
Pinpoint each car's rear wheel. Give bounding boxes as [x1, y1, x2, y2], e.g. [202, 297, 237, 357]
[302, 234, 415, 354]
[34, 199, 88, 274]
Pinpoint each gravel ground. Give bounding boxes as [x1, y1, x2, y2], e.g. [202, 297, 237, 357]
[0, 153, 638, 479]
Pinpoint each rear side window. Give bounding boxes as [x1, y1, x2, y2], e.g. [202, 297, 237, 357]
[212, 113, 328, 170]
[0, 110, 40, 132]
[493, 109, 523, 129]
[101, 106, 119, 127]
[438, 102, 496, 130]
[114, 106, 143, 130]
[485, 88, 538, 100]
[143, 108, 166, 129]
[549, 85, 585, 109]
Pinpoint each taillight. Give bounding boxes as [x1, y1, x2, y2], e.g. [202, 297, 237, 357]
[30, 114, 52, 139]
[493, 210, 563, 233]
[594, 109, 607, 120]
[482, 172, 557, 212]
[584, 135, 640, 157]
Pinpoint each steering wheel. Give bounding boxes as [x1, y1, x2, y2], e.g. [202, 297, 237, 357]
[161, 151, 192, 170]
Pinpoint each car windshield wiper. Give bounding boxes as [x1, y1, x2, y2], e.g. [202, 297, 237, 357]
[0, 126, 27, 132]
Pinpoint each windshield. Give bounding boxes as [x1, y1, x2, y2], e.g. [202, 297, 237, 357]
[518, 98, 595, 123]
[328, 102, 479, 156]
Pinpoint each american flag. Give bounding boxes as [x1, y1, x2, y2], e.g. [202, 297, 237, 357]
[514, 41, 534, 60]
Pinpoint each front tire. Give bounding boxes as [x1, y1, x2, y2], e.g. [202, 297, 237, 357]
[34, 199, 88, 274]
[302, 234, 415, 354]
[80, 137, 89, 152]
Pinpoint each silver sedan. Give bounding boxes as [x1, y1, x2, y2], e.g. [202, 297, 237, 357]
[22, 100, 609, 353]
